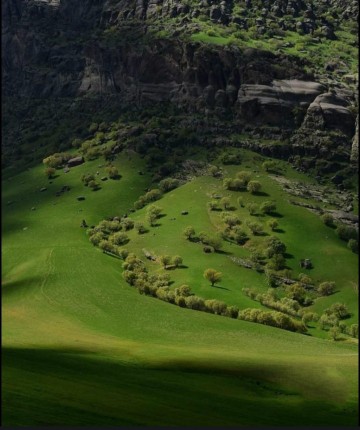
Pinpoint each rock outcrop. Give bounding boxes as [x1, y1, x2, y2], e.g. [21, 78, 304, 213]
[350, 116, 359, 163]
[236, 80, 326, 126]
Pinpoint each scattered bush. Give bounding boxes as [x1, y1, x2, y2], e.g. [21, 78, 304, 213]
[317, 281, 335, 296]
[347, 239, 358, 254]
[321, 213, 335, 227]
[260, 201, 276, 215]
[159, 178, 180, 192]
[45, 167, 56, 178]
[106, 166, 120, 179]
[183, 226, 196, 240]
[246, 220, 264, 236]
[246, 203, 259, 215]
[247, 180, 262, 194]
[267, 219, 278, 231]
[336, 224, 357, 242]
[239, 308, 306, 333]
[325, 303, 350, 320]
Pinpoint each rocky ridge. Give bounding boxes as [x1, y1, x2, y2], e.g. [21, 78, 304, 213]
[2, 0, 359, 169]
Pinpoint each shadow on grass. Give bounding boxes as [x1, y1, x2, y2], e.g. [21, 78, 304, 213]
[274, 228, 285, 233]
[211, 284, 231, 291]
[215, 249, 232, 255]
[269, 212, 283, 218]
[2, 346, 355, 427]
[284, 252, 294, 259]
[2, 276, 44, 297]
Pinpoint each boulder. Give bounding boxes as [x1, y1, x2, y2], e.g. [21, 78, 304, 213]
[304, 92, 355, 136]
[68, 156, 84, 167]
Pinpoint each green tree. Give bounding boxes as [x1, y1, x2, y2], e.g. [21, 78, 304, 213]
[321, 213, 335, 227]
[159, 178, 180, 192]
[175, 284, 192, 297]
[45, 167, 56, 178]
[106, 166, 119, 179]
[183, 226, 195, 240]
[233, 227, 248, 245]
[88, 180, 99, 190]
[246, 203, 259, 216]
[204, 268, 222, 286]
[185, 295, 205, 311]
[223, 214, 241, 228]
[135, 221, 146, 234]
[329, 326, 341, 341]
[236, 171, 251, 184]
[110, 232, 129, 246]
[262, 160, 278, 172]
[208, 201, 219, 211]
[247, 180, 262, 194]
[260, 201, 276, 215]
[265, 236, 286, 257]
[286, 283, 306, 303]
[237, 196, 244, 207]
[172, 255, 183, 268]
[246, 221, 264, 236]
[348, 324, 358, 338]
[336, 224, 357, 241]
[267, 219, 278, 231]
[317, 281, 335, 296]
[220, 196, 231, 210]
[159, 255, 172, 269]
[347, 239, 358, 254]
[267, 253, 285, 270]
[325, 303, 350, 319]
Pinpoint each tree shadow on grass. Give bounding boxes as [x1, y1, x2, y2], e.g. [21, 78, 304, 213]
[269, 212, 283, 218]
[254, 191, 269, 197]
[284, 252, 294, 259]
[215, 249, 232, 255]
[212, 284, 231, 291]
[274, 228, 285, 233]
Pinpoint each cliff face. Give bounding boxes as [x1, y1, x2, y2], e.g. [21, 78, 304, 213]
[2, 0, 358, 165]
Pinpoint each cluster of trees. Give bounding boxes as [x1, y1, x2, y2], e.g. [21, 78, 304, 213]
[159, 255, 183, 269]
[183, 226, 223, 252]
[158, 178, 180, 192]
[220, 151, 242, 165]
[120, 253, 236, 316]
[219, 212, 249, 245]
[81, 173, 100, 190]
[262, 160, 281, 173]
[238, 308, 307, 333]
[223, 171, 252, 191]
[242, 287, 301, 318]
[43, 152, 72, 169]
[208, 196, 233, 211]
[134, 189, 162, 210]
[146, 205, 163, 226]
[321, 215, 358, 254]
[105, 165, 120, 179]
[87, 217, 137, 254]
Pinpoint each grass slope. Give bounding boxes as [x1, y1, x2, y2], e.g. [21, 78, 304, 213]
[2, 152, 358, 426]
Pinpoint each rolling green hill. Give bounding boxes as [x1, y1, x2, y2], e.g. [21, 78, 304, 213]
[2, 151, 358, 426]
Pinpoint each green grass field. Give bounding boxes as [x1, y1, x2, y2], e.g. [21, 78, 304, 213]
[2, 151, 358, 426]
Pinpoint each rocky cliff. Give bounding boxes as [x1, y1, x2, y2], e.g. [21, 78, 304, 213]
[2, 0, 359, 168]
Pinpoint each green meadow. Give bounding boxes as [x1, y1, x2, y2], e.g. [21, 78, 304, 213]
[2, 150, 358, 426]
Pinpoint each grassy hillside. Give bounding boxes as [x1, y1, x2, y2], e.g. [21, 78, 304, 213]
[2, 151, 358, 426]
